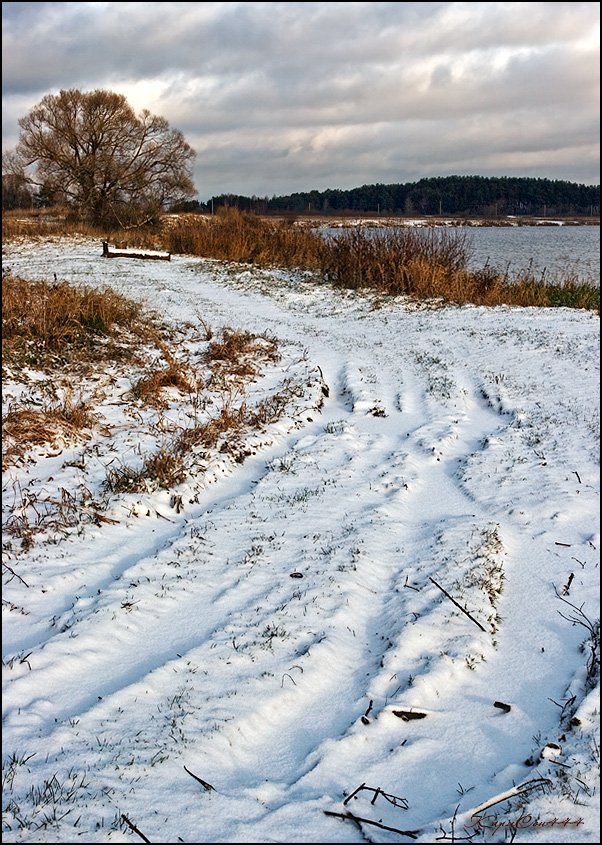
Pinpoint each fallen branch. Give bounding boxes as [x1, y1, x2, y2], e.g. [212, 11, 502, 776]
[343, 782, 366, 805]
[343, 782, 408, 809]
[429, 578, 487, 632]
[183, 765, 214, 791]
[324, 810, 419, 839]
[2, 562, 30, 587]
[122, 814, 152, 843]
[467, 777, 551, 816]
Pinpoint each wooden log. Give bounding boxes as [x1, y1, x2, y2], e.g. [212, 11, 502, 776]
[102, 241, 171, 261]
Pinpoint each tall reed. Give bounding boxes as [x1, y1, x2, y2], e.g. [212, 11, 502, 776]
[3, 208, 598, 310]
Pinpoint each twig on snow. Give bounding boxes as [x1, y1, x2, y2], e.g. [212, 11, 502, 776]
[343, 782, 408, 809]
[183, 765, 215, 791]
[466, 777, 551, 816]
[324, 810, 419, 839]
[122, 814, 152, 843]
[428, 578, 487, 632]
[2, 562, 30, 587]
[562, 572, 574, 595]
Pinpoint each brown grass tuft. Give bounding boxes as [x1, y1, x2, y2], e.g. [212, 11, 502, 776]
[204, 328, 280, 379]
[2, 394, 93, 469]
[130, 363, 195, 407]
[2, 274, 150, 369]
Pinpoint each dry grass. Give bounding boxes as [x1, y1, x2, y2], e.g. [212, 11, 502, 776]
[2, 393, 94, 470]
[2, 274, 152, 370]
[4, 208, 598, 310]
[130, 363, 196, 407]
[174, 397, 249, 455]
[159, 207, 324, 269]
[318, 227, 600, 309]
[1, 210, 111, 242]
[103, 449, 188, 494]
[204, 328, 280, 381]
[3, 272, 316, 554]
[153, 210, 599, 310]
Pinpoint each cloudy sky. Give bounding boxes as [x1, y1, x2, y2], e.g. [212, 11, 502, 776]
[2, 1, 600, 200]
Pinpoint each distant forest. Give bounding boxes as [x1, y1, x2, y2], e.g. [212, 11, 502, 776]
[3, 173, 599, 218]
[180, 176, 600, 218]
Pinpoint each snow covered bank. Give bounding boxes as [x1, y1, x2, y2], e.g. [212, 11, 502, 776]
[2, 236, 599, 843]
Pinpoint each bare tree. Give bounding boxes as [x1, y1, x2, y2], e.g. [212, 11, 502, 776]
[5, 89, 197, 227]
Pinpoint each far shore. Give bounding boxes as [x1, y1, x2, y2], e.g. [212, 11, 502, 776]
[279, 213, 601, 228]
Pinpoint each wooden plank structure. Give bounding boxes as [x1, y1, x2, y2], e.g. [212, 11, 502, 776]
[102, 241, 171, 261]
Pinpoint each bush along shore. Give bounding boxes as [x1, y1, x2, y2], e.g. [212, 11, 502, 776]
[2, 208, 599, 310]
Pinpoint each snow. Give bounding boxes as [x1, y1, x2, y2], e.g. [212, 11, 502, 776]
[2, 236, 600, 844]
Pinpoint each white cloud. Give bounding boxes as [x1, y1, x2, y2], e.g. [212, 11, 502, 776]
[2, 1, 599, 195]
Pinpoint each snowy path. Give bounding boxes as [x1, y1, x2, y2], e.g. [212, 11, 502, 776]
[2, 239, 599, 843]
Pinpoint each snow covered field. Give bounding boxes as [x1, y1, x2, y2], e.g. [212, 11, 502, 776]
[2, 236, 600, 843]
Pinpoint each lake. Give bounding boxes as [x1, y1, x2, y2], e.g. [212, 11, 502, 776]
[463, 225, 600, 284]
[322, 224, 600, 285]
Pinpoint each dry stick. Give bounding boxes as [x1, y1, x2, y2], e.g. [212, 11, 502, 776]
[324, 810, 419, 839]
[343, 782, 366, 805]
[562, 573, 574, 595]
[121, 814, 152, 843]
[467, 778, 551, 816]
[428, 578, 487, 632]
[344, 783, 409, 809]
[2, 563, 30, 587]
[572, 557, 586, 568]
[370, 787, 381, 805]
[183, 765, 215, 791]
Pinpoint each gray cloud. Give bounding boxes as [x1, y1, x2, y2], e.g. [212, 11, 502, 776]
[2, 1, 599, 197]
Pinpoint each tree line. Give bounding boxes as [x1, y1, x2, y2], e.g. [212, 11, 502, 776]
[199, 175, 599, 218]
